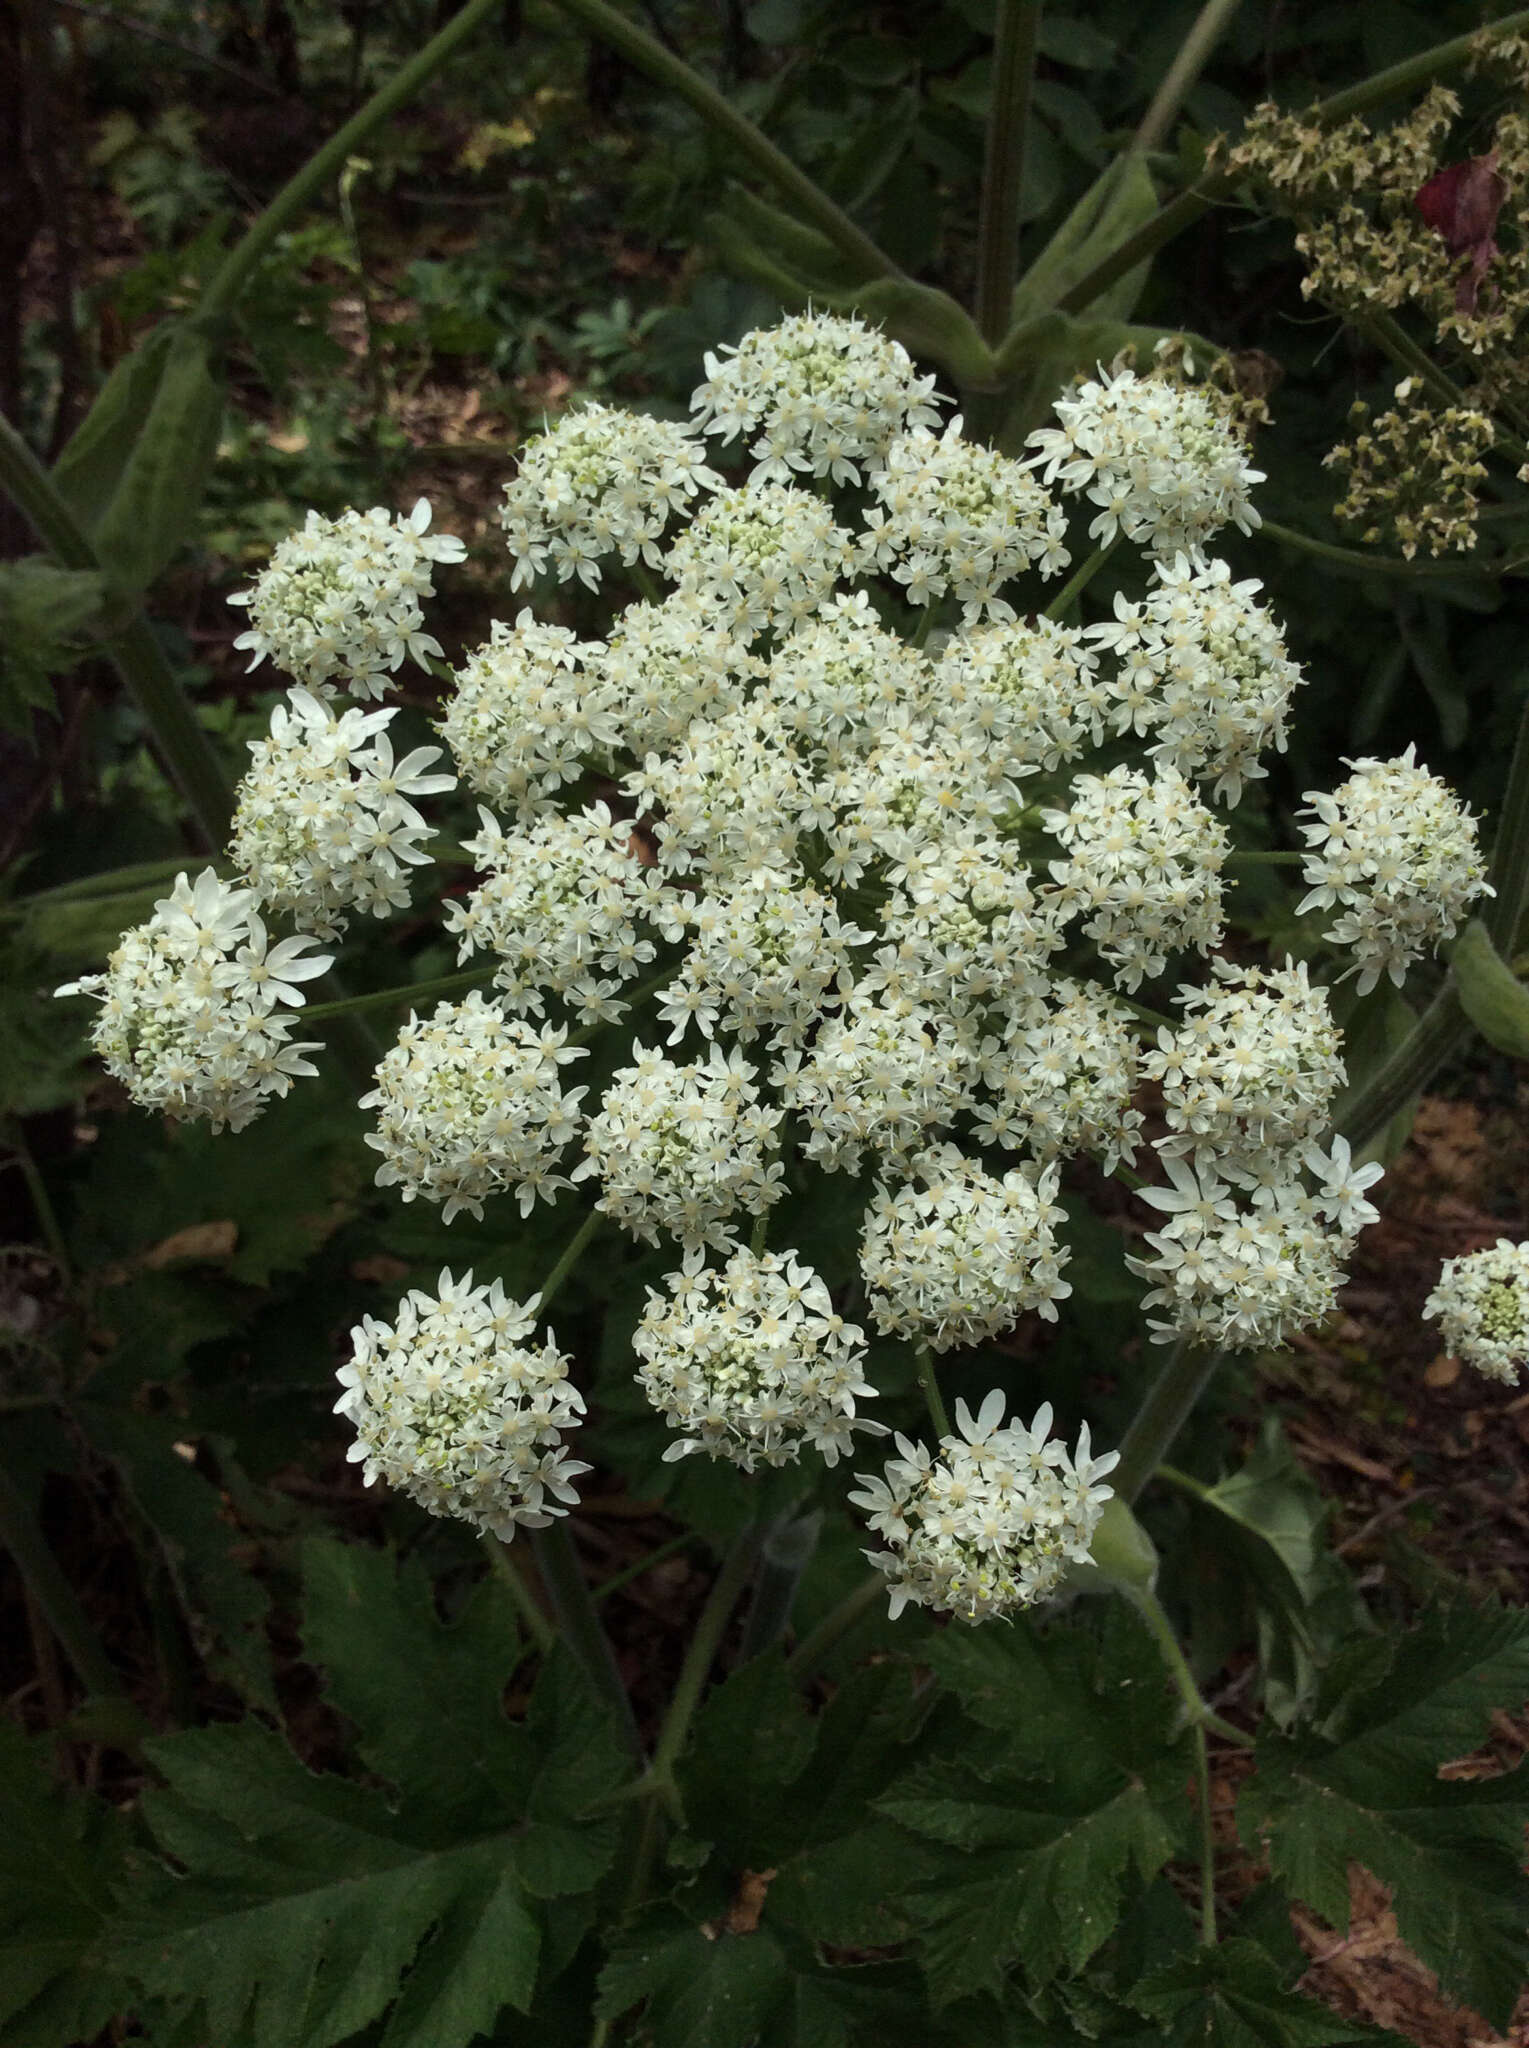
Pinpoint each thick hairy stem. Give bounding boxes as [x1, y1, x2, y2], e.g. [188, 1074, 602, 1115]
[532, 1521, 644, 1761]
[973, 0, 1043, 346]
[914, 1343, 950, 1442]
[1111, 1339, 1224, 1505]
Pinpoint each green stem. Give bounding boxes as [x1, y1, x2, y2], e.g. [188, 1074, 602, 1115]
[1259, 515, 1497, 580]
[914, 1343, 950, 1443]
[545, 0, 905, 289]
[1486, 670, 1529, 956]
[536, 1206, 603, 1316]
[737, 1507, 821, 1664]
[0, 1461, 121, 1699]
[974, 0, 1043, 346]
[593, 1532, 695, 1605]
[1054, 186, 1214, 319]
[1314, 8, 1529, 123]
[1043, 534, 1120, 619]
[783, 1571, 886, 1685]
[0, 413, 234, 848]
[197, 0, 509, 324]
[649, 1520, 764, 1783]
[531, 1521, 644, 1761]
[486, 1535, 555, 1655]
[4, 1119, 72, 1281]
[301, 966, 487, 1023]
[1130, 0, 1243, 158]
[1111, 1339, 1223, 1505]
[1192, 1717, 1216, 1943]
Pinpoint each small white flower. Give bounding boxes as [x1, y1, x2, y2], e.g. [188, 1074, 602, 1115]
[229, 497, 464, 701]
[1297, 744, 1493, 993]
[634, 1243, 883, 1470]
[336, 1270, 589, 1539]
[1423, 1239, 1529, 1385]
[848, 1395, 1116, 1622]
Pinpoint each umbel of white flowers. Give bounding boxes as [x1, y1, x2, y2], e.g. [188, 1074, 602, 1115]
[58, 312, 1498, 1617]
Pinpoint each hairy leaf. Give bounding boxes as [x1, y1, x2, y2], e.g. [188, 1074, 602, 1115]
[1128, 1938, 1407, 2046]
[880, 1606, 1191, 2003]
[0, 557, 105, 736]
[0, 1721, 128, 2048]
[1239, 1603, 1529, 2027]
[598, 1903, 922, 2048]
[108, 1720, 541, 2048]
[301, 1535, 527, 1825]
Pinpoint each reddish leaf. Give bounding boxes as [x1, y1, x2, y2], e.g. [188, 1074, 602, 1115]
[1415, 149, 1507, 312]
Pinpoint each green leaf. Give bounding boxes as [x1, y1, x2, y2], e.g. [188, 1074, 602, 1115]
[301, 1535, 527, 1826]
[1128, 1937, 1405, 2045]
[598, 1903, 919, 2048]
[1008, 155, 1160, 327]
[707, 189, 882, 299]
[1452, 919, 1529, 1061]
[50, 323, 179, 534]
[881, 1607, 1191, 2002]
[1178, 1419, 1369, 1722]
[680, 1655, 817, 1865]
[89, 324, 225, 598]
[0, 557, 106, 736]
[107, 1719, 544, 2048]
[0, 1720, 129, 2047]
[79, 1404, 277, 1709]
[1240, 1603, 1529, 2027]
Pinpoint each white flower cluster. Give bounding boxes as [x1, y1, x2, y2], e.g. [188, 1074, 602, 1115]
[229, 497, 464, 701]
[662, 480, 858, 636]
[228, 688, 455, 940]
[444, 803, 658, 1026]
[56, 869, 329, 1133]
[1043, 765, 1229, 990]
[972, 980, 1145, 1171]
[691, 311, 943, 486]
[499, 403, 721, 590]
[1143, 960, 1345, 1171]
[336, 1270, 588, 1540]
[1026, 362, 1263, 557]
[863, 835, 1063, 1017]
[761, 592, 933, 761]
[938, 616, 1106, 774]
[441, 611, 611, 817]
[861, 421, 1070, 620]
[850, 1392, 1117, 1621]
[1423, 1240, 1529, 1385]
[860, 1144, 1072, 1352]
[1130, 1139, 1383, 1350]
[581, 1043, 784, 1251]
[654, 865, 872, 1049]
[633, 1244, 883, 1469]
[1297, 745, 1493, 993]
[588, 595, 753, 759]
[1089, 554, 1303, 804]
[775, 996, 972, 1178]
[627, 701, 811, 883]
[361, 993, 587, 1222]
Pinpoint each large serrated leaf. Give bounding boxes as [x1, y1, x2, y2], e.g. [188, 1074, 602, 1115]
[1239, 1604, 1529, 2027]
[301, 1535, 528, 1826]
[0, 1721, 129, 2048]
[1129, 1937, 1408, 2046]
[880, 1607, 1192, 2002]
[106, 1720, 545, 2048]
